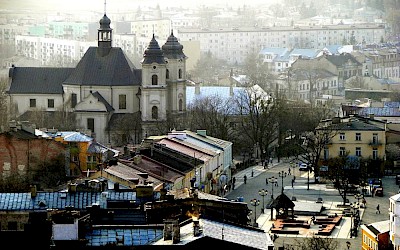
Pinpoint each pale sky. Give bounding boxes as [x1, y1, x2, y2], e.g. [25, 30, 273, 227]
[0, 0, 280, 12]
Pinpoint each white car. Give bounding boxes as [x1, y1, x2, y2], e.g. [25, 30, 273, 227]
[299, 163, 309, 171]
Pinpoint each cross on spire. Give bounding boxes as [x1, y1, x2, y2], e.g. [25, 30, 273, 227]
[104, 0, 107, 14]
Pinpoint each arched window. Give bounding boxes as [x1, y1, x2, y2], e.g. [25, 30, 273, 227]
[166, 69, 169, 79]
[152, 106, 158, 119]
[152, 75, 158, 85]
[179, 99, 183, 111]
[178, 69, 182, 79]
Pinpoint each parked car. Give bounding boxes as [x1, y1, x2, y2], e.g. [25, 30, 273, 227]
[299, 163, 308, 171]
[374, 187, 383, 197]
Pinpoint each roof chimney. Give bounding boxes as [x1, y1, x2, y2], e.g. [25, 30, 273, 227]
[30, 185, 37, 198]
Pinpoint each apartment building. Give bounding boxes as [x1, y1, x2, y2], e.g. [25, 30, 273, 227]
[389, 193, 400, 249]
[361, 220, 390, 250]
[177, 23, 386, 64]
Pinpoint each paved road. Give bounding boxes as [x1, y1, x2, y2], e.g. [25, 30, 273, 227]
[224, 158, 396, 250]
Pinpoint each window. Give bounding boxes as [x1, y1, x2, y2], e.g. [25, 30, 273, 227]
[119, 94, 126, 109]
[355, 133, 361, 141]
[8, 221, 17, 231]
[179, 99, 183, 111]
[166, 69, 169, 79]
[373, 148, 378, 160]
[372, 133, 378, 144]
[30, 99, 36, 108]
[151, 106, 158, 119]
[71, 93, 77, 108]
[356, 147, 361, 157]
[48, 99, 54, 108]
[178, 69, 182, 79]
[152, 75, 158, 85]
[339, 133, 345, 140]
[87, 118, 94, 132]
[324, 147, 329, 160]
[339, 147, 346, 156]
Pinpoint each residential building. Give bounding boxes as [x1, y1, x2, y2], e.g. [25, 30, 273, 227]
[7, 12, 188, 147]
[317, 115, 386, 176]
[177, 23, 386, 64]
[361, 220, 391, 250]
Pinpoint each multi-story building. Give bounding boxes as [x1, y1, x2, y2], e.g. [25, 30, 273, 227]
[361, 220, 390, 250]
[15, 35, 95, 66]
[177, 23, 386, 64]
[317, 115, 386, 176]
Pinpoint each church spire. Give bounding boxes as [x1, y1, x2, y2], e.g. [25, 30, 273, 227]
[97, 0, 112, 57]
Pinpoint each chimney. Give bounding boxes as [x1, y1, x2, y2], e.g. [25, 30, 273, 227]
[68, 183, 77, 193]
[30, 185, 37, 198]
[133, 155, 142, 164]
[163, 219, 180, 243]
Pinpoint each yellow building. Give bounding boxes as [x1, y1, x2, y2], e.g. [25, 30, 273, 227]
[317, 116, 386, 175]
[361, 220, 390, 250]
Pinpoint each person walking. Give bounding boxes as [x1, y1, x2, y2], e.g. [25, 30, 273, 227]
[243, 175, 247, 184]
[232, 177, 236, 190]
[376, 204, 380, 214]
[266, 177, 268, 185]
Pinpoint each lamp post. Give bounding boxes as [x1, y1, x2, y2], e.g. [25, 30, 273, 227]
[250, 198, 260, 227]
[278, 170, 287, 193]
[354, 193, 363, 206]
[268, 176, 278, 199]
[258, 189, 268, 213]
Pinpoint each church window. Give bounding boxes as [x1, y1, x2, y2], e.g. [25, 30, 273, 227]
[152, 75, 158, 85]
[87, 118, 94, 132]
[71, 93, 77, 108]
[166, 69, 169, 79]
[152, 106, 158, 119]
[178, 69, 182, 79]
[29, 99, 36, 108]
[179, 99, 183, 111]
[119, 94, 126, 109]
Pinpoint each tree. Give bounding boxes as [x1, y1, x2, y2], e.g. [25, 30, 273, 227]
[326, 155, 362, 205]
[242, 51, 275, 92]
[186, 95, 237, 143]
[0, 78, 9, 132]
[294, 234, 338, 250]
[188, 51, 228, 84]
[236, 85, 279, 163]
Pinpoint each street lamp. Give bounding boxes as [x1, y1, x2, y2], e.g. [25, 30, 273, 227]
[268, 176, 278, 199]
[258, 189, 268, 213]
[278, 170, 287, 193]
[354, 193, 363, 206]
[250, 198, 260, 227]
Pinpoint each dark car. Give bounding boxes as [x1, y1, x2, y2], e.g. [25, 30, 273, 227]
[374, 187, 383, 197]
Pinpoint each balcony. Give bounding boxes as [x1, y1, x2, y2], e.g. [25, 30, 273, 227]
[368, 140, 382, 146]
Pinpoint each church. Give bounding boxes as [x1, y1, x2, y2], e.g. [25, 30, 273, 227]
[7, 12, 187, 146]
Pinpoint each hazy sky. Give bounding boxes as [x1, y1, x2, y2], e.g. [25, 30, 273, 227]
[0, 0, 280, 12]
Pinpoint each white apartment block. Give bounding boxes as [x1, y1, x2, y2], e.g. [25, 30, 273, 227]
[389, 193, 400, 248]
[177, 23, 386, 65]
[15, 35, 95, 66]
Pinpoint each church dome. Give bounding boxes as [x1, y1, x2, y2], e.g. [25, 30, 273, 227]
[99, 14, 111, 29]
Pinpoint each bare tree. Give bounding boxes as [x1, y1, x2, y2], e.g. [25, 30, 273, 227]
[236, 86, 278, 163]
[0, 78, 9, 132]
[293, 234, 338, 250]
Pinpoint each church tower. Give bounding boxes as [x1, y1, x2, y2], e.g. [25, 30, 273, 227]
[162, 31, 187, 114]
[97, 12, 112, 57]
[140, 34, 168, 136]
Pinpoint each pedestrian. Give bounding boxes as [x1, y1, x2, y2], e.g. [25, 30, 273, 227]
[266, 177, 268, 185]
[362, 198, 367, 208]
[232, 177, 236, 190]
[288, 168, 291, 175]
[376, 204, 380, 214]
[291, 178, 294, 188]
[244, 175, 247, 184]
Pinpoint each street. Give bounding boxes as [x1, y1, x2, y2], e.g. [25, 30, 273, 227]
[225, 158, 396, 249]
